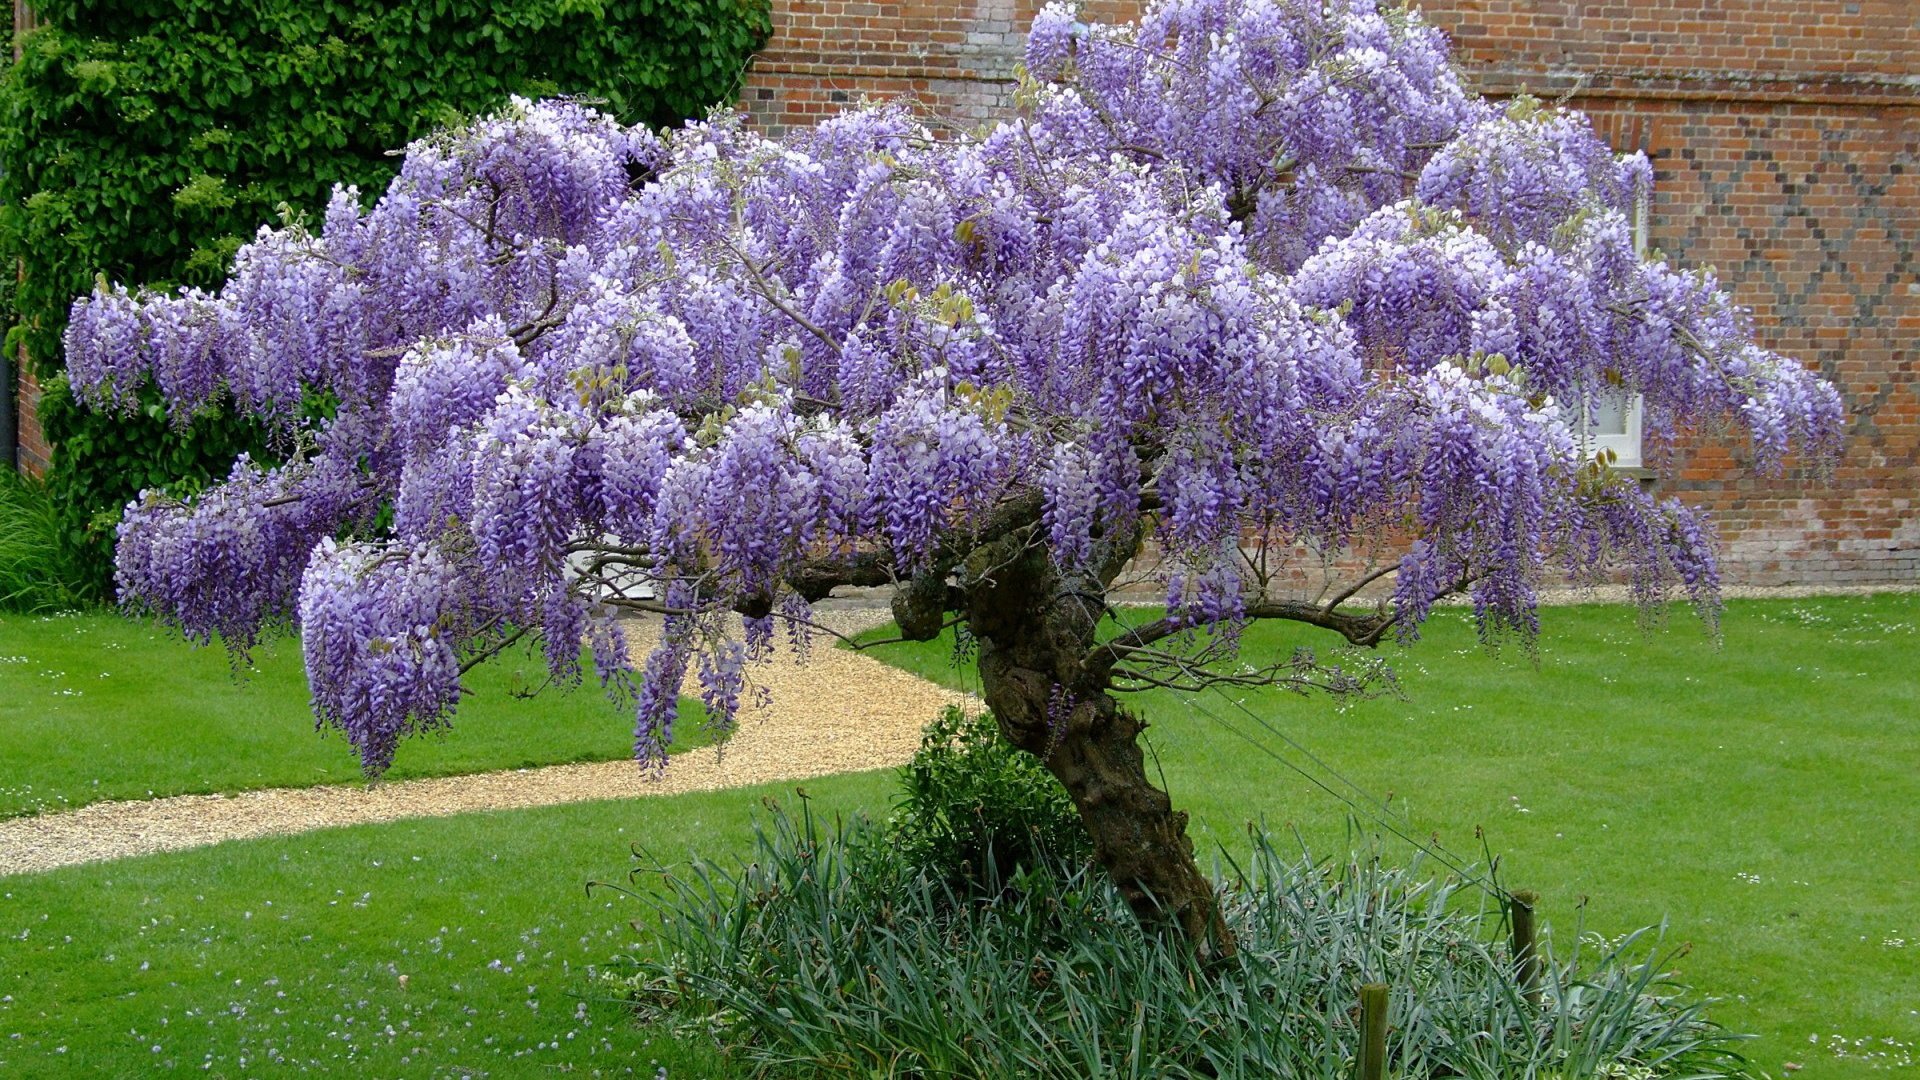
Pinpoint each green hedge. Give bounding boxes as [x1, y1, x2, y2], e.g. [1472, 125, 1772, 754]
[1, 0, 770, 596]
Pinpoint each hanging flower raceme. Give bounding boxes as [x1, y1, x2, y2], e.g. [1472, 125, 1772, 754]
[868, 374, 1016, 571]
[299, 539, 469, 776]
[1417, 103, 1651, 249]
[387, 326, 528, 461]
[65, 286, 226, 418]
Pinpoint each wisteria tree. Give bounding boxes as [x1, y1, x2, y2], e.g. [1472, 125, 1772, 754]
[67, 0, 1841, 957]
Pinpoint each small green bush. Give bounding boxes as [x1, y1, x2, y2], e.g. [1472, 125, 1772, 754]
[608, 792, 1760, 1078]
[891, 706, 1092, 893]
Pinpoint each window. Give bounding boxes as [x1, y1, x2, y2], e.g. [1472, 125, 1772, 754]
[1584, 389, 1643, 469]
[1581, 166, 1650, 470]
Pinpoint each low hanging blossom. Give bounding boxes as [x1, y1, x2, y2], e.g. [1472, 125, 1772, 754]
[67, 1, 1841, 778]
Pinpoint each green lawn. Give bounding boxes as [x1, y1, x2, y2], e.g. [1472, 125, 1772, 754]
[853, 593, 1920, 1078]
[0, 595, 1914, 1077]
[0, 611, 708, 818]
[0, 771, 895, 1078]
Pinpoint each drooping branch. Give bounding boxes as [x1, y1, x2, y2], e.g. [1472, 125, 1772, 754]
[1084, 598, 1396, 684]
[1319, 562, 1401, 613]
[457, 621, 529, 676]
[1108, 657, 1395, 698]
[1241, 599, 1400, 644]
[719, 236, 844, 355]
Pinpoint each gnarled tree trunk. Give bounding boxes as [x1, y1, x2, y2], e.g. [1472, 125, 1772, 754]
[1031, 689, 1231, 959]
[935, 528, 1235, 961]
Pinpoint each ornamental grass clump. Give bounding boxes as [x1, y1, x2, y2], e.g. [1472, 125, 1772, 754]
[0, 469, 87, 613]
[608, 793, 1759, 1079]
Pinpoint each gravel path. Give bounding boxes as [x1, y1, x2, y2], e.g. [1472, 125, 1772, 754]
[0, 608, 976, 878]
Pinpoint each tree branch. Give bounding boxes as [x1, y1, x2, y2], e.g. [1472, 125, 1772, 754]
[1086, 598, 1397, 681]
[458, 623, 528, 675]
[719, 236, 843, 355]
[783, 549, 894, 601]
[1320, 562, 1400, 612]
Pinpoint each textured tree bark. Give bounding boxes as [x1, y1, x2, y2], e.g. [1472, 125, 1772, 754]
[941, 527, 1235, 961]
[1035, 690, 1234, 961]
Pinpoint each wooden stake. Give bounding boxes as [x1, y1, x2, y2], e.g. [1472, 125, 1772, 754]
[1358, 982, 1388, 1080]
[1509, 888, 1542, 1009]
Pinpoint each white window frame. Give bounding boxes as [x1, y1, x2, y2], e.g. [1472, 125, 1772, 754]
[1586, 391, 1643, 470]
[1580, 170, 1649, 470]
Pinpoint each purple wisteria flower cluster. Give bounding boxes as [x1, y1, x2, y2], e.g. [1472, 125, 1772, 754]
[64, 0, 1842, 776]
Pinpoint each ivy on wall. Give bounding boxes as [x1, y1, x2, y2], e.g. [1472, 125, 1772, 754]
[1, 0, 770, 595]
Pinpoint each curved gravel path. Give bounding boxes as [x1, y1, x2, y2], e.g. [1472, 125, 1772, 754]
[0, 609, 975, 877]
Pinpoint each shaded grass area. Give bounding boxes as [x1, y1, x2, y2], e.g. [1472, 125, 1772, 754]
[0, 771, 895, 1077]
[851, 593, 1920, 1077]
[0, 611, 707, 818]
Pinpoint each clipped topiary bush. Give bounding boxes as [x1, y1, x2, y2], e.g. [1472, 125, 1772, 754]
[0, 0, 770, 594]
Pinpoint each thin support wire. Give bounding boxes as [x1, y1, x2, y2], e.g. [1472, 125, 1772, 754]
[1177, 690, 1513, 904]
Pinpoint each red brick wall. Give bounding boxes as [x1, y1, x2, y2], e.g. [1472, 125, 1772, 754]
[1444, 0, 1917, 94]
[740, 0, 1920, 586]
[741, 1, 1139, 134]
[14, 357, 48, 475]
[1610, 101, 1917, 585]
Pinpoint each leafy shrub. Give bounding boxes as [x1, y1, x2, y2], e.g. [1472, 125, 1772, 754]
[0, 0, 771, 587]
[608, 796, 1759, 1079]
[0, 467, 87, 612]
[891, 706, 1091, 893]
